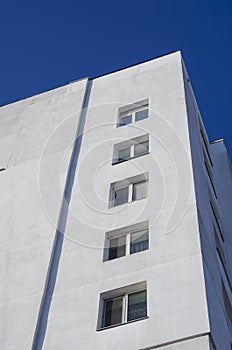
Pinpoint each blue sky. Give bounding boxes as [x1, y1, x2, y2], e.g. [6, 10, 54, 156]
[1, 0, 231, 155]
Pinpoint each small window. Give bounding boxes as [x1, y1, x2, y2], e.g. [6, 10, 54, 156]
[113, 187, 129, 206]
[108, 236, 126, 260]
[98, 282, 147, 329]
[109, 173, 148, 207]
[118, 147, 131, 162]
[132, 180, 147, 201]
[209, 195, 224, 242]
[103, 296, 123, 327]
[104, 221, 149, 261]
[120, 115, 132, 127]
[222, 279, 232, 323]
[203, 147, 217, 198]
[135, 109, 148, 122]
[118, 100, 149, 127]
[134, 140, 149, 157]
[127, 290, 147, 321]
[130, 229, 149, 255]
[198, 115, 213, 167]
[214, 226, 226, 268]
[113, 134, 149, 164]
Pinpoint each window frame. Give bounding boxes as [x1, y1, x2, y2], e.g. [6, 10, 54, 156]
[97, 282, 148, 330]
[109, 173, 149, 208]
[113, 134, 149, 165]
[117, 100, 149, 127]
[104, 222, 149, 262]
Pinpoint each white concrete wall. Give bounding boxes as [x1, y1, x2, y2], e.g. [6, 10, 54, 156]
[1, 51, 227, 350]
[42, 52, 209, 349]
[0, 79, 88, 349]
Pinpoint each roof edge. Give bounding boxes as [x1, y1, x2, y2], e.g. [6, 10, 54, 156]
[0, 77, 88, 109]
[0, 50, 180, 108]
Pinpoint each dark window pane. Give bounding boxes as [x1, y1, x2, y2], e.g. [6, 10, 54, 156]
[120, 114, 132, 126]
[103, 297, 123, 327]
[109, 236, 126, 260]
[128, 290, 147, 322]
[130, 229, 149, 254]
[132, 181, 147, 201]
[222, 281, 232, 322]
[114, 187, 128, 206]
[135, 109, 148, 122]
[134, 141, 149, 157]
[118, 147, 131, 162]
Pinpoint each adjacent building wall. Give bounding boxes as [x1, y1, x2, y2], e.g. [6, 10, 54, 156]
[182, 60, 232, 350]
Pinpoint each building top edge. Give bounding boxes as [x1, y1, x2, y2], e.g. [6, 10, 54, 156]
[0, 77, 89, 109]
[210, 138, 224, 144]
[0, 50, 180, 109]
[211, 138, 232, 163]
[90, 50, 180, 81]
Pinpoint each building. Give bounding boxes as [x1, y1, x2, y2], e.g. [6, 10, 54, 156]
[0, 51, 231, 350]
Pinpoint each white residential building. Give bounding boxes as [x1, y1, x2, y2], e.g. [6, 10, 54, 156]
[0, 51, 231, 350]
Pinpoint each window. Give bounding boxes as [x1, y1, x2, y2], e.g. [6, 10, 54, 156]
[214, 226, 226, 268]
[198, 115, 213, 167]
[214, 225, 232, 290]
[108, 235, 126, 260]
[104, 221, 149, 261]
[132, 181, 147, 201]
[134, 140, 149, 157]
[203, 147, 217, 198]
[118, 147, 131, 162]
[120, 114, 132, 127]
[210, 197, 224, 242]
[98, 282, 147, 329]
[222, 279, 232, 323]
[118, 100, 149, 127]
[113, 135, 149, 164]
[135, 109, 148, 122]
[109, 173, 148, 207]
[113, 187, 129, 206]
[130, 229, 149, 255]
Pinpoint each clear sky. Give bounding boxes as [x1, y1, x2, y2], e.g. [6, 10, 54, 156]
[1, 0, 231, 155]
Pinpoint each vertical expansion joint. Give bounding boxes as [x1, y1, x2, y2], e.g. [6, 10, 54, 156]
[31, 79, 92, 350]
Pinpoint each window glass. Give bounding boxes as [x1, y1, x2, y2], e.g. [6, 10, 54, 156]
[114, 187, 128, 206]
[120, 114, 132, 126]
[134, 141, 149, 157]
[132, 181, 147, 201]
[118, 147, 131, 162]
[135, 109, 148, 122]
[130, 229, 149, 254]
[109, 236, 126, 260]
[127, 290, 147, 322]
[222, 281, 232, 322]
[103, 297, 123, 327]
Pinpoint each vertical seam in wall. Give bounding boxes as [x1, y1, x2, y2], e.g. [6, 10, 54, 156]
[31, 79, 92, 350]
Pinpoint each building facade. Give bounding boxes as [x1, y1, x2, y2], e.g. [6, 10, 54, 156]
[0, 51, 231, 349]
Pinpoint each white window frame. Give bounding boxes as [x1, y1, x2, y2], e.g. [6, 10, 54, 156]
[109, 173, 149, 208]
[113, 134, 149, 164]
[97, 282, 147, 330]
[103, 221, 149, 262]
[117, 99, 149, 127]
